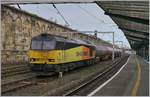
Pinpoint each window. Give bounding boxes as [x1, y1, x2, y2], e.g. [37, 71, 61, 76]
[64, 43, 79, 49]
[31, 40, 55, 50]
[55, 42, 64, 50]
[43, 40, 55, 50]
[31, 40, 42, 50]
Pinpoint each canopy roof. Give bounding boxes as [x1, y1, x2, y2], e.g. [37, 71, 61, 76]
[96, 1, 149, 50]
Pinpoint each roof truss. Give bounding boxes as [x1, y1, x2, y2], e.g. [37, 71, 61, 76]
[105, 11, 149, 25]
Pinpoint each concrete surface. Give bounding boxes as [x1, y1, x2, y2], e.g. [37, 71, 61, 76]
[93, 54, 149, 96]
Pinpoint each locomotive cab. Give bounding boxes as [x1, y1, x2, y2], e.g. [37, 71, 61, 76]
[28, 34, 60, 72]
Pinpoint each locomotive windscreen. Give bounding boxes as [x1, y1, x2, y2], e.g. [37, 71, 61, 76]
[43, 40, 55, 50]
[31, 39, 55, 50]
[31, 40, 42, 50]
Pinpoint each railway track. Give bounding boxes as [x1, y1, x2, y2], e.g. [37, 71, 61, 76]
[2, 80, 33, 94]
[1, 59, 114, 95]
[1, 72, 55, 94]
[2, 64, 31, 78]
[1, 73, 35, 94]
[2, 64, 36, 94]
[63, 55, 129, 96]
[2, 57, 127, 96]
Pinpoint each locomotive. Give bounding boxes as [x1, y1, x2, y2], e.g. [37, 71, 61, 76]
[27, 33, 122, 73]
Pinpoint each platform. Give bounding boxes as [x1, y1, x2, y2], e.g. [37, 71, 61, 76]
[91, 54, 149, 96]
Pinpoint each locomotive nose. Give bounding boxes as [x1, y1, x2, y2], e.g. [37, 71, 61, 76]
[41, 52, 48, 58]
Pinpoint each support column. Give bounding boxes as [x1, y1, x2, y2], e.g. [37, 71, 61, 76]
[112, 32, 115, 61]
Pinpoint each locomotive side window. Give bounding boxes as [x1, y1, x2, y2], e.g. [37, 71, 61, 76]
[64, 43, 80, 49]
[43, 40, 55, 50]
[31, 40, 42, 50]
[55, 42, 64, 50]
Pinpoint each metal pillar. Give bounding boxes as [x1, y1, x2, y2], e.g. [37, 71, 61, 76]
[112, 32, 114, 61]
[143, 47, 145, 59]
[115, 41, 123, 56]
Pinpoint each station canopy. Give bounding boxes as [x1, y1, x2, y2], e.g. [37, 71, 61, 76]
[2, 0, 149, 50]
[96, 1, 149, 51]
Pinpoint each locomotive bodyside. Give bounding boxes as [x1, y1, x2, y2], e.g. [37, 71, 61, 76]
[28, 34, 96, 72]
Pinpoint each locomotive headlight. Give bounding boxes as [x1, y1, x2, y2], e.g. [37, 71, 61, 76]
[30, 58, 36, 61]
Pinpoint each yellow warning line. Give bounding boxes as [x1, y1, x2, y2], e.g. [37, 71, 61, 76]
[131, 55, 141, 96]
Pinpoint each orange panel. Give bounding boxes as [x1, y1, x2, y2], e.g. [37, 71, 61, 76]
[81, 46, 90, 60]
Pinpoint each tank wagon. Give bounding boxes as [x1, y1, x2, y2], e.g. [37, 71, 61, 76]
[27, 33, 122, 73]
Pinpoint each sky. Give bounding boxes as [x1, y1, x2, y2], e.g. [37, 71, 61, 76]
[12, 3, 131, 48]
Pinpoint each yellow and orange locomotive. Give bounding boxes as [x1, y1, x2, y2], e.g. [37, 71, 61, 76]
[27, 33, 121, 73]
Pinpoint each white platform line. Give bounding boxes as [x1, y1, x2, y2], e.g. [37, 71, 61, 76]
[144, 60, 149, 64]
[87, 56, 131, 96]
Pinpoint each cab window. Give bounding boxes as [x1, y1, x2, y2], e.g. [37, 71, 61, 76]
[31, 40, 42, 50]
[43, 40, 55, 50]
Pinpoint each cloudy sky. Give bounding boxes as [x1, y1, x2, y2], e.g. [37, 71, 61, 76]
[12, 3, 131, 48]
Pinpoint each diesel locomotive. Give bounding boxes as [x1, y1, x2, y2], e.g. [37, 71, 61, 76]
[27, 33, 122, 73]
